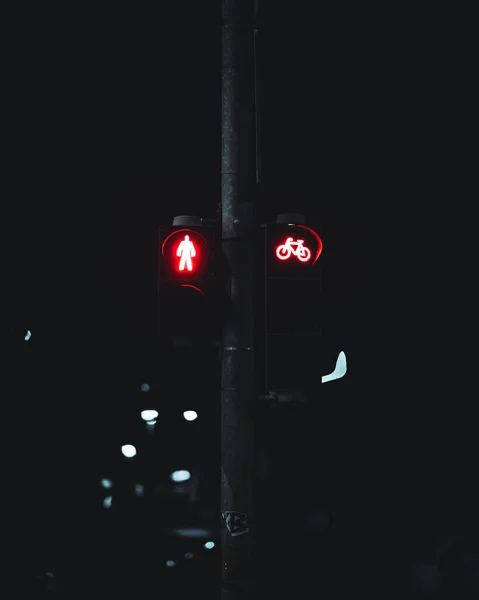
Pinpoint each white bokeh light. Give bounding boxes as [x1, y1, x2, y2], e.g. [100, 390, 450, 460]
[183, 410, 198, 421]
[140, 383, 150, 392]
[121, 444, 137, 458]
[170, 470, 191, 482]
[101, 478, 113, 489]
[172, 527, 211, 538]
[141, 409, 158, 421]
[204, 541, 215, 549]
[24, 330, 32, 341]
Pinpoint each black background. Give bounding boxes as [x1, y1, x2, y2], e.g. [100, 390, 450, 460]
[4, 3, 477, 595]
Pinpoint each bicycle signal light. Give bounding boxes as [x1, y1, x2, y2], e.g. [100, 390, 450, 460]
[272, 224, 323, 267]
[276, 237, 312, 262]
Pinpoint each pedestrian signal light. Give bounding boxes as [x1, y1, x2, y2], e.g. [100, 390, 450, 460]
[158, 221, 218, 343]
[161, 228, 210, 281]
[176, 235, 196, 272]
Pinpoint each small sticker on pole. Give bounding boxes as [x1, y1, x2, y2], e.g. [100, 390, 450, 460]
[222, 511, 249, 536]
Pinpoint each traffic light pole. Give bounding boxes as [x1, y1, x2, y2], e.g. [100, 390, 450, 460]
[220, 0, 256, 596]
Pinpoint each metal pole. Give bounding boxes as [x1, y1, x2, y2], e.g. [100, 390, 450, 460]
[253, 0, 262, 186]
[221, 0, 256, 596]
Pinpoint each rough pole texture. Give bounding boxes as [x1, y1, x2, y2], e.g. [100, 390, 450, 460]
[221, 0, 256, 597]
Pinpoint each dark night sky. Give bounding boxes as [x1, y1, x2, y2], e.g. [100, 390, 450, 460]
[4, 3, 477, 591]
[8, 6, 470, 372]
[8, 5, 380, 348]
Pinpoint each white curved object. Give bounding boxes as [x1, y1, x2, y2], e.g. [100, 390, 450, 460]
[322, 351, 347, 383]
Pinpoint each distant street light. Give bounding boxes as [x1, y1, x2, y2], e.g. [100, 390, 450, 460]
[141, 409, 158, 421]
[121, 444, 137, 458]
[170, 470, 191, 482]
[204, 541, 215, 549]
[183, 410, 198, 421]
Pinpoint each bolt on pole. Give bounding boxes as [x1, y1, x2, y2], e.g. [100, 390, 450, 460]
[220, 0, 257, 596]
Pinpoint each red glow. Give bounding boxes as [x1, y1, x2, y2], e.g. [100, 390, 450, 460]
[295, 224, 323, 264]
[162, 229, 208, 275]
[276, 237, 312, 262]
[180, 284, 205, 296]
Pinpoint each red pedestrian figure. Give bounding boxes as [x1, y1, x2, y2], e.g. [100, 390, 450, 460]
[176, 234, 196, 271]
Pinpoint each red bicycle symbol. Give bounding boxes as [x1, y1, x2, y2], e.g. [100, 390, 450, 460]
[276, 237, 312, 262]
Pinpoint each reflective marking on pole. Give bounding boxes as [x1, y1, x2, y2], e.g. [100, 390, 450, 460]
[221, 467, 230, 488]
[222, 346, 252, 351]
